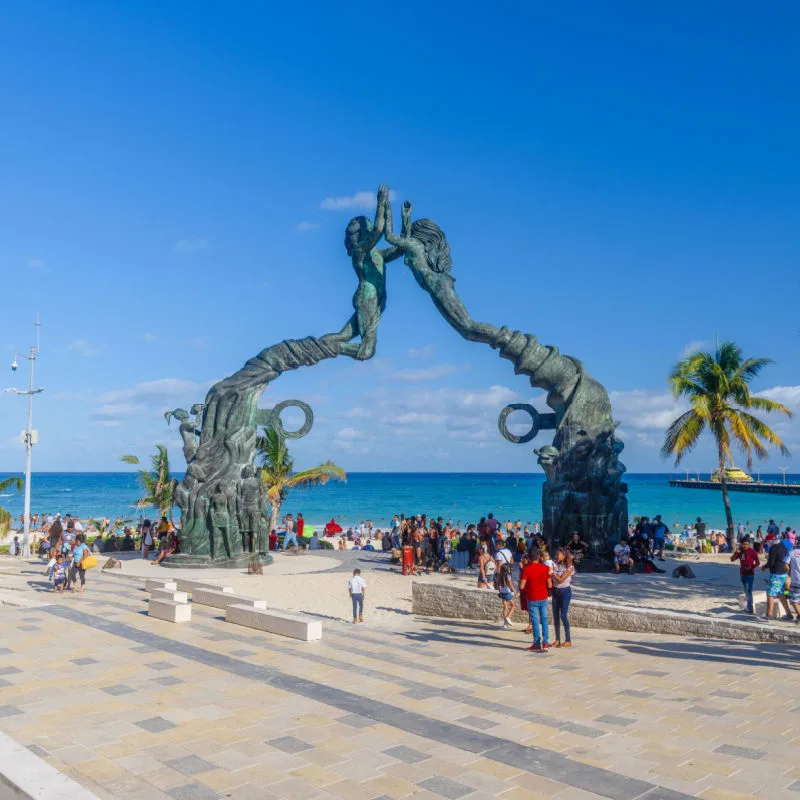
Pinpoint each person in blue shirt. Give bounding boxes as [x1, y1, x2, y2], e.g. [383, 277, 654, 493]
[70, 534, 91, 593]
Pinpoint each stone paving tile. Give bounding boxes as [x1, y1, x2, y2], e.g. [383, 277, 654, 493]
[712, 744, 767, 760]
[146, 660, 177, 670]
[418, 775, 476, 798]
[135, 716, 178, 733]
[0, 666, 22, 675]
[0, 704, 24, 717]
[456, 715, 497, 729]
[168, 755, 217, 776]
[70, 656, 100, 665]
[0, 678, 12, 688]
[101, 684, 136, 696]
[168, 784, 221, 800]
[154, 676, 185, 686]
[383, 744, 430, 764]
[267, 735, 314, 754]
[594, 714, 636, 727]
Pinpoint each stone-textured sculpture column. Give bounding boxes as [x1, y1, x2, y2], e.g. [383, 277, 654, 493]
[382, 195, 627, 556]
[166, 188, 395, 567]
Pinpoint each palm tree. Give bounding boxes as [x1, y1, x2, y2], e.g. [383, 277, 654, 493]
[661, 341, 791, 547]
[256, 428, 346, 533]
[120, 445, 177, 520]
[0, 476, 23, 533]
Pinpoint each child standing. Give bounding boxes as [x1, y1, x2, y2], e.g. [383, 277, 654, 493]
[52, 555, 67, 592]
[348, 568, 367, 624]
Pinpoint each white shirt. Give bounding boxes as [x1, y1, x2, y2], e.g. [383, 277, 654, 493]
[495, 547, 513, 566]
[73, 520, 83, 532]
[348, 576, 366, 594]
[285, 519, 294, 532]
[614, 544, 630, 559]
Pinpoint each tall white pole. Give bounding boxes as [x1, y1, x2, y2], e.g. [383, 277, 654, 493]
[21, 344, 34, 557]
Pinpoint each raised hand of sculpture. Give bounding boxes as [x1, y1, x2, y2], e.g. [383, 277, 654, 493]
[165, 404, 204, 464]
[337, 184, 399, 361]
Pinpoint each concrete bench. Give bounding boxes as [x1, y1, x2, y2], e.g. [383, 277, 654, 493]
[145, 579, 178, 593]
[192, 588, 266, 610]
[148, 598, 192, 623]
[174, 578, 234, 595]
[150, 588, 189, 604]
[225, 604, 322, 641]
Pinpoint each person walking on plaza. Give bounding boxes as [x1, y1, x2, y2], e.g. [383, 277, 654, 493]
[348, 568, 366, 623]
[70, 534, 91, 593]
[731, 538, 760, 614]
[551, 548, 575, 648]
[519, 548, 552, 652]
[761, 535, 792, 621]
[283, 514, 297, 549]
[496, 562, 516, 629]
[786, 540, 800, 623]
[652, 515, 668, 561]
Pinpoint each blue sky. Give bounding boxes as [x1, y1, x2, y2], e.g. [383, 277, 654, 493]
[1, 1, 798, 475]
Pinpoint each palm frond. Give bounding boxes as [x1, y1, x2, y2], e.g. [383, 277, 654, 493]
[286, 462, 347, 491]
[0, 476, 23, 494]
[120, 454, 140, 465]
[661, 411, 705, 463]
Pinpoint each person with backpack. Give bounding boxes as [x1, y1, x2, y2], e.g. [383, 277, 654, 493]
[496, 562, 516, 629]
[761, 535, 792, 621]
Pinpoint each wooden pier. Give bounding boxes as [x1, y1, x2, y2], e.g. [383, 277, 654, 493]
[668, 479, 800, 496]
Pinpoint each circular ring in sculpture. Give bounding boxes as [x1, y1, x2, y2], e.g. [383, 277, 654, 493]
[498, 403, 540, 444]
[271, 399, 314, 439]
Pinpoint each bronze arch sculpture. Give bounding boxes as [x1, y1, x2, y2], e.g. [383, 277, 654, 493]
[166, 186, 627, 567]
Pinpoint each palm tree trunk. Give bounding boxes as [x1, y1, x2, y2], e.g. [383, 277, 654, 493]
[718, 445, 735, 550]
[270, 503, 281, 535]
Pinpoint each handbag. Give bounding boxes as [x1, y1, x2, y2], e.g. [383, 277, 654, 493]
[81, 553, 98, 570]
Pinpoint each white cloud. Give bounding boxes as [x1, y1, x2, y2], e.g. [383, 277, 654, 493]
[173, 239, 208, 255]
[99, 378, 203, 405]
[408, 345, 435, 359]
[391, 364, 471, 382]
[320, 190, 397, 211]
[69, 339, 104, 357]
[91, 403, 147, 423]
[27, 258, 45, 269]
[395, 412, 447, 425]
[758, 385, 800, 411]
[341, 407, 371, 419]
[680, 339, 711, 357]
[140, 333, 157, 342]
[296, 221, 320, 232]
[608, 389, 686, 431]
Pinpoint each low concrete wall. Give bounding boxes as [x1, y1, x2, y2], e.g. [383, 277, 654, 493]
[411, 582, 800, 644]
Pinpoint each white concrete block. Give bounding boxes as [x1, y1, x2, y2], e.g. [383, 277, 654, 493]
[225, 604, 322, 641]
[145, 579, 178, 593]
[174, 578, 234, 595]
[192, 588, 266, 610]
[150, 588, 189, 604]
[148, 598, 192, 623]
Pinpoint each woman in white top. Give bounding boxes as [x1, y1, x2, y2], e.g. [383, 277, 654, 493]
[551, 548, 575, 648]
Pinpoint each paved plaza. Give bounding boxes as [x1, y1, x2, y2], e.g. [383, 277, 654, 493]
[2, 560, 800, 799]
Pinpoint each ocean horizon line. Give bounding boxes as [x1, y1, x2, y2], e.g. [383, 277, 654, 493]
[1, 470, 797, 478]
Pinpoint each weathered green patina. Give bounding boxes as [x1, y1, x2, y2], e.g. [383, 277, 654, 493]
[170, 186, 627, 565]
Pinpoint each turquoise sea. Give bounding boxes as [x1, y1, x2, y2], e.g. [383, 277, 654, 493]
[1, 472, 799, 532]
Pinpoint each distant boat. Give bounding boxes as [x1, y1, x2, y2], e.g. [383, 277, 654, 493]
[710, 466, 753, 484]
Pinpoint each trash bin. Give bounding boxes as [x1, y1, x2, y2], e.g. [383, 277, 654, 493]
[402, 546, 414, 576]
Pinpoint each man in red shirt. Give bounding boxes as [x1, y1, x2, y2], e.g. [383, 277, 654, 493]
[730, 538, 760, 614]
[519, 548, 552, 652]
[297, 513, 305, 540]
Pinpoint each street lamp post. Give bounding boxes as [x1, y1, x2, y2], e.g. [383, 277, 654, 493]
[4, 316, 43, 558]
